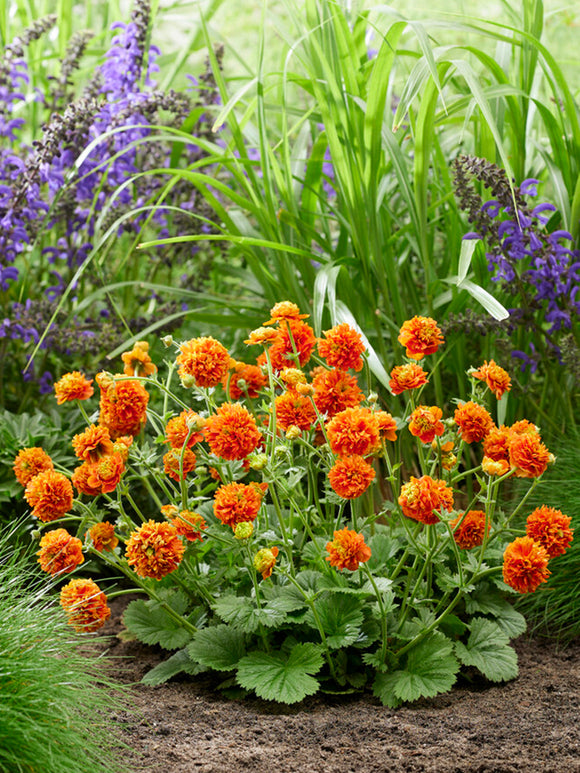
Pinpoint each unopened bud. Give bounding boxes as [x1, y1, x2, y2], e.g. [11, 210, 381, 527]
[186, 413, 205, 432]
[161, 335, 174, 348]
[368, 392, 378, 404]
[441, 453, 457, 471]
[180, 373, 196, 389]
[295, 382, 314, 396]
[234, 521, 254, 540]
[248, 452, 268, 470]
[285, 425, 301, 440]
[96, 371, 115, 390]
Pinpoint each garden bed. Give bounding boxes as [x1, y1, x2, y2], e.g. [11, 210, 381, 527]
[101, 597, 580, 773]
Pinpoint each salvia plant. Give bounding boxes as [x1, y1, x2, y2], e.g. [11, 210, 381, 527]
[12, 302, 574, 706]
[0, 0, 223, 411]
[445, 154, 580, 431]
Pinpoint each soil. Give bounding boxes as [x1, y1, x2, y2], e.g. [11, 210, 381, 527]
[100, 597, 580, 773]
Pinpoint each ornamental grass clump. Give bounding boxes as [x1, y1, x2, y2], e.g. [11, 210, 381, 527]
[0, 524, 127, 773]
[14, 303, 574, 706]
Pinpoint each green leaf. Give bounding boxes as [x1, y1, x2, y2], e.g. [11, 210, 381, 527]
[494, 603, 527, 639]
[464, 582, 508, 616]
[305, 595, 364, 650]
[123, 599, 193, 650]
[367, 533, 402, 571]
[187, 624, 246, 672]
[362, 649, 389, 673]
[214, 595, 289, 632]
[317, 573, 366, 595]
[141, 648, 205, 686]
[295, 570, 323, 595]
[261, 586, 307, 614]
[373, 633, 459, 706]
[455, 618, 518, 683]
[236, 643, 323, 704]
[439, 614, 468, 639]
[361, 577, 393, 597]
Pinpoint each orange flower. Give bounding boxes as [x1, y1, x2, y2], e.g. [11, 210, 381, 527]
[163, 448, 197, 482]
[54, 371, 94, 405]
[509, 433, 551, 478]
[275, 391, 317, 432]
[244, 326, 279, 346]
[165, 410, 206, 449]
[98, 377, 149, 438]
[454, 401, 494, 443]
[72, 462, 102, 497]
[60, 578, 111, 632]
[72, 424, 114, 463]
[398, 475, 454, 525]
[204, 403, 262, 460]
[88, 522, 119, 552]
[449, 510, 490, 550]
[176, 336, 230, 388]
[37, 529, 84, 575]
[482, 425, 512, 462]
[502, 536, 550, 594]
[525, 506, 574, 558]
[328, 455, 376, 499]
[389, 363, 429, 395]
[13, 447, 54, 487]
[167, 510, 207, 542]
[253, 546, 279, 579]
[268, 319, 317, 371]
[125, 520, 185, 579]
[375, 411, 398, 442]
[213, 482, 266, 529]
[481, 457, 510, 477]
[263, 301, 308, 325]
[24, 470, 74, 522]
[223, 361, 267, 400]
[510, 419, 539, 437]
[85, 452, 126, 494]
[398, 316, 444, 360]
[326, 528, 371, 571]
[312, 368, 364, 418]
[408, 405, 444, 444]
[326, 407, 380, 456]
[471, 360, 511, 400]
[318, 323, 365, 372]
[121, 341, 157, 377]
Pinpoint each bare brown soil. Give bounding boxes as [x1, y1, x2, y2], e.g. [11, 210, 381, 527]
[101, 598, 580, 773]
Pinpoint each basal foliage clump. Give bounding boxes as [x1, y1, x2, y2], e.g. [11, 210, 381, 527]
[13, 302, 574, 706]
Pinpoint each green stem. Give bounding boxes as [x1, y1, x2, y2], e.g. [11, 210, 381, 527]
[268, 482, 295, 576]
[362, 563, 388, 664]
[282, 570, 338, 682]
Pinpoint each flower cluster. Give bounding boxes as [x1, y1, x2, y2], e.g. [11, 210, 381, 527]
[11, 301, 573, 706]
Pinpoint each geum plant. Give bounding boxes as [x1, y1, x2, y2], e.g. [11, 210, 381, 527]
[14, 304, 574, 706]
